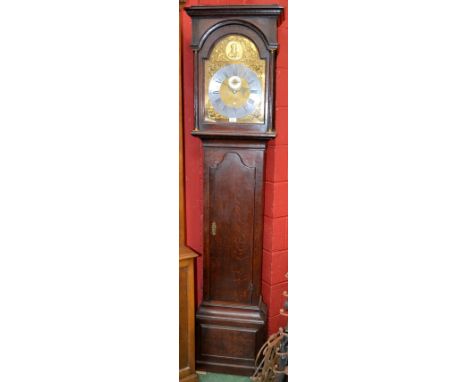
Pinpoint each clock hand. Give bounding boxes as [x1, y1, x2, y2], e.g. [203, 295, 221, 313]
[228, 75, 242, 94]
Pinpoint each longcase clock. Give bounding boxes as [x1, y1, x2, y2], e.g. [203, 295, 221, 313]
[186, 5, 283, 376]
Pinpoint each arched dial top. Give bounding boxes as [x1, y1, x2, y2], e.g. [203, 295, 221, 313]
[204, 34, 266, 124]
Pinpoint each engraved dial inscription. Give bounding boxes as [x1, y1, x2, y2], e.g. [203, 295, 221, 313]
[208, 64, 262, 119]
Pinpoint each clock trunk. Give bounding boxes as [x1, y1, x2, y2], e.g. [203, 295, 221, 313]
[197, 139, 268, 376]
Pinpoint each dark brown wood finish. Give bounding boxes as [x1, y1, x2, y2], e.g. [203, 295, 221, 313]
[187, 5, 282, 140]
[202, 140, 267, 305]
[186, 5, 283, 376]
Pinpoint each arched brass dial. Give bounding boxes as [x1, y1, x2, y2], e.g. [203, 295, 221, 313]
[204, 34, 266, 124]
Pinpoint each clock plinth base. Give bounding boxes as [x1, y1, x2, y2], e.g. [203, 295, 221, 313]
[195, 299, 267, 376]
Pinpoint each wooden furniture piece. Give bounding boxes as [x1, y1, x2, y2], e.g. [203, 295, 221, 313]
[179, 248, 198, 382]
[186, 5, 283, 376]
[179, 2, 198, 381]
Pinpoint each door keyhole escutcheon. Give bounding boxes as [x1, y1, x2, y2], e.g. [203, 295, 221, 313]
[211, 222, 217, 236]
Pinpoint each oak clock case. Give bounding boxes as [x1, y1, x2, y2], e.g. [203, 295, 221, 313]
[186, 5, 283, 376]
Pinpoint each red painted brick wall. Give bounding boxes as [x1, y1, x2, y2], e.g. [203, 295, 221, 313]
[181, 1, 204, 306]
[262, 1, 288, 334]
[181, 0, 288, 335]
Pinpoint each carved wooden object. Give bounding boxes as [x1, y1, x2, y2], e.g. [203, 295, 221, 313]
[186, 5, 283, 376]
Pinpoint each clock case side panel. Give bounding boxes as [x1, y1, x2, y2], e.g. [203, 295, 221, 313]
[187, 10, 282, 139]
